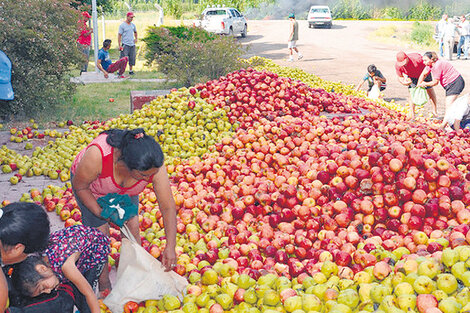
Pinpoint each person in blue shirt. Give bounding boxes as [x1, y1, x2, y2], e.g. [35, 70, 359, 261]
[97, 40, 129, 79]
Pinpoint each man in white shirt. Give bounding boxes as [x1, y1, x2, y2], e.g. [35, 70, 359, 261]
[436, 14, 448, 57]
[457, 15, 470, 59]
[443, 17, 457, 60]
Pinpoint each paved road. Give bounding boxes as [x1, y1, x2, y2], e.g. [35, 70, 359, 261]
[240, 20, 470, 116]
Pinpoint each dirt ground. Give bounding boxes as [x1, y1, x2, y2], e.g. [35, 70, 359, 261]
[240, 20, 470, 117]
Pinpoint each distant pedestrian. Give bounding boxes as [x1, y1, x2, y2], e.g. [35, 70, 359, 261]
[435, 14, 448, 57]
[118, 12, 138, 75]
[287, 13, 303, 62]
[77, 11, 93, 74]
[395, 51, 438, 119]
[418, 51, 465, 115]
[97, 39, 129, 79]
[457, 15, 470, 59]
[443, 17, 457, 60]
[355, 64, 386, 98]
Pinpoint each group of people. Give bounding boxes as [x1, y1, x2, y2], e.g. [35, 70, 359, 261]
[436, 14, 470, 61]
[355, 50, 467, 130]
[1, 128, 177, 313]
[78, 11, 138, 78]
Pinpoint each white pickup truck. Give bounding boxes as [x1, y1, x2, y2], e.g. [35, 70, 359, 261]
[195, 7, 247, 37]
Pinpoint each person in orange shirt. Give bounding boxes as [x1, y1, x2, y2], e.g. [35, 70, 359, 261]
[77, 12, 93, 74]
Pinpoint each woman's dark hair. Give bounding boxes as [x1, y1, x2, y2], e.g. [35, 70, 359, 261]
[424, 51, 438, 62]
[367, 64, 377, 74]
[0, 202, 50, 253]
[11, 255, 49, 297]
[102, 128, 164, 171]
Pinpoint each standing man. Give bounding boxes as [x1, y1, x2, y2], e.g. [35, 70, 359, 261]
[457, 15, 470, 60]
[118, 12, 138, 75]
[443, 17, 457, 60]
[77, 11, 93, 74]
[287, 13, 303, 62]
[395, 51, 438, 119]
[436, 14, 448, 57]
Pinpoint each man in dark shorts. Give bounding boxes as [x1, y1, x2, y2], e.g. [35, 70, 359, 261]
[118, 12, 137, 75]
[396, 51, 438, 119]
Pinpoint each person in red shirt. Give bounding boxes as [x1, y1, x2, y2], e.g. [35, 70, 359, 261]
[395, 51, 438, 119]
[77, 12, 93, 74]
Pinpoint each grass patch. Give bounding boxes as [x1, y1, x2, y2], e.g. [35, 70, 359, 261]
[35, 80, 181, 123]
[370, 21, 438, 50]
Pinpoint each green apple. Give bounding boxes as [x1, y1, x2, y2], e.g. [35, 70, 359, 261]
[394, 282, 414, 296]
[436, 238, 449, 248]
[338, 279, 355, 291]
[397, 294, 416, 311]
[370, 284, 389, 303]
[312, 272, 328, 284]
[354, 271, 372, 284]
[255, 284, 270, 299]
[442, 248, 460, 268]
[215, 293, 232, 310]
[201, 269, 218, 285]
[311, 283, 328, 300]
[162, 294, 180, 311]
[302, 276, 315, 290]
[438, 297, 462, 313]
[258, 273, 278, 288]
[418, 260, 441, 279]
[337, 289, 359, 309]
[456, 246, 470, 262]
[189, 271, 201, 284]
[359, 283, 374, 302]
[237, 274, 256, 290]
[461, 271, 470, 287]
[393, 247, 411, 261]
[413, 275, 436, 294]
[243, 288, 257, 305]
[391, 272, 406, 287]
[205, 284, 220, 298]
[220, 281, 238, 298]
[330, 302, 352, 313]
[276, 276, 292, 290]
[451, 262, 466, 280]
[432, 289, 449, 301]
[182, 302, 198, 313]
[302, 294, 322, 312]
[455, 287, 470, 306]
[283, 295, 302, 312]
[263, 289, 280, 306]
[436, 274, 458, 295]
[404, 272, 419, 286]
[322, 261, 339, 278]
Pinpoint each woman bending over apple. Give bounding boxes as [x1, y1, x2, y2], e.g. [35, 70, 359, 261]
[71, 128, 177, 297]
[418, 51, 465, 116]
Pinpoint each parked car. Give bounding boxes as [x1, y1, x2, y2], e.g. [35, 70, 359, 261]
[307, 5, 333, 29]
[195, 7, 247, 37]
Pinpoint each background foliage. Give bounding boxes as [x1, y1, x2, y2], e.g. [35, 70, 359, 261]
[143, 25, 246, 87]
[0, 0, 82, 117]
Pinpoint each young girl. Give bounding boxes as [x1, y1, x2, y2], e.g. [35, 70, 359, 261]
[0, 202, 51, 312]
[11, 225, 110, 313]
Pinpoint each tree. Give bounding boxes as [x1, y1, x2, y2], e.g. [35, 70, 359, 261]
[0, 0, 82, 116]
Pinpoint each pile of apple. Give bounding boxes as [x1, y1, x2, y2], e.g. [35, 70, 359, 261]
[245, 56, 408, 116]
[7, 62, 470, 313]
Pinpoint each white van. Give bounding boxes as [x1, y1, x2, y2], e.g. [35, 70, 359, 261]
[307, 5, 333, 29]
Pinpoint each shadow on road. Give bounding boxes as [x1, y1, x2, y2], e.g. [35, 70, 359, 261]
[244, 42, 288, 59]
[238, 35, 263, 43]
[384, 97, 407, 102]
[300, 58, 335, 62]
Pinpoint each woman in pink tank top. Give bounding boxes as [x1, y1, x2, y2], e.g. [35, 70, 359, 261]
[71, 128, 176, 296]
[418, 51, 465, 117]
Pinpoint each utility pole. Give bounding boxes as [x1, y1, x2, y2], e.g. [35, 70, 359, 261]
[92, 0, 99, 72]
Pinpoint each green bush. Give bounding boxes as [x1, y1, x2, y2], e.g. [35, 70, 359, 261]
[407, 0, 442, 20]
[410, 21, 435, 46]
[379, 7, 404, 20]
[143, 26, 246, 87]
[332, 0, 371, 20]
[0, 0, 82, 117]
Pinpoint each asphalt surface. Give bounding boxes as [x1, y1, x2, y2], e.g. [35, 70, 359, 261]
[240, 19, 470, 116]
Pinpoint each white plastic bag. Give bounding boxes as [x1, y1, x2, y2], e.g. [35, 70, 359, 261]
[443, 94, 470, 126]
[103, 226, 188, 313]
[368, 84, 380, 99]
